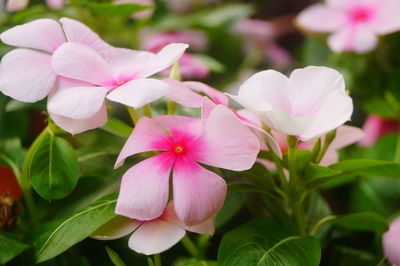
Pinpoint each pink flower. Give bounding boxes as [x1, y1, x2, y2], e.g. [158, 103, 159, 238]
[359, 115, 400, 147]
[48, 42, 187, 134]
[229, 66, 353, 141]
[5, 0, 28, 12]
[141, 30, 209, 79]
[297, 0, 400, 53]
[0, 18, 111, 103]
[92, 202, 214, 255]
[45, 0, 64, 10]
[114, 104, 260, 225]
[383, 217, 400, 265]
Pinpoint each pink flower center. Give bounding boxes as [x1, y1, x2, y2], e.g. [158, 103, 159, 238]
[174, 145, 184, 154]
[348, 6, 374, 24]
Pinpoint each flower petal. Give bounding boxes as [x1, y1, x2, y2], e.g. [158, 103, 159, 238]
[383, 217, 400, 265]
[328, 25, 378, 54]
[297, 4, 346, 32]
[48, 85, 108, 119]
[371, 0, 400, 34]
[91, 216, 140, 240]
[163, 78, 204, 108]
[183, 81, 229, 106]
[288, 66, 346, 116]
[115, 153, 174, 220]
[0, 49, 56, 102]
[49, 104, 108, 134]
[106, 78, 170, 108]
[59, 17, 112, 53]
[128, 220, 185, 255]
[6, 0, 29, 12]
[195, 105, 260, 171]
[51, 42, 114, 86]
[0, 19, 65, 52]
[329, 125, 364, 150]
[173, 157, 227, 225]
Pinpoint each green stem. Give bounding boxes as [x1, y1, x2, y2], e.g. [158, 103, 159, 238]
[127, 107, 139, 125]
[153, 254, 161, 266]
[315, 130, 336, 164]
[310, 215, 337, 236]
[181, 235, 202, 259]
[264, 140, 287, 188]
[167, 100, 176, 115]
[292, 200, 306, 236]
[394, 134, 400, 163]
[143, 105, 153, 118]
[287, 136, 298, 186]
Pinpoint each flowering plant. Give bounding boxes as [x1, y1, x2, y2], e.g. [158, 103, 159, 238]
[0, 1, 399, 266]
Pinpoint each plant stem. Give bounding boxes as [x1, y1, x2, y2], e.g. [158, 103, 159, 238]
[153, 254, 161, 266]
[181, 235, 202, 259]
[292, 200, 306, 236]
[127, 107, 139, 125]
[143, 105, 153, 118]
[315, 130, 336, 164]
[287, 135, 298, 186]
[264, 140, 287, 188]
[167, 100, 176, 115]
[310, 215, 337, 236]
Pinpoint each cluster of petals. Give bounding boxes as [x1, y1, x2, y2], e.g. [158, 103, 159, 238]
[0, 18, 188, 134]
[359, 114, 400, 147]
[229, 66, 353, 141]
[141, 30, 209, 79]
[383, 217, 400, 265]
[92, 202, 214, 255]
[297, 0, 400, 53]
[5, 0, 64, 12]
[114, 104, 260, 226]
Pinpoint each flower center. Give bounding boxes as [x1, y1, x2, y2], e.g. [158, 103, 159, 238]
[115, 80, 127, 87]
[348, 6, 374, 23]
[174, 145, 184, 153]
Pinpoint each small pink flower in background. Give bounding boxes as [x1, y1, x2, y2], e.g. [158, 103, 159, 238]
[383, 217, 400, 265]
[229, 66, 353, 141]
[113, 0, 154, 20]
[115, 104, 259, 225]
[45, 0, 64, 10]
[297, 0, 400, 53]
[92, 202, 214, 255]
[359, 115, 400, 147]
[0, 18, 111, 103]
[5, 0, 28, 12]
[49, 42, 187, 134]
[234, 19, 292, 68]
[141, 30, 209, 79]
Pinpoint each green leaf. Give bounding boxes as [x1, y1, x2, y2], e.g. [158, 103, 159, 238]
[304, 163, 341, 181]
[100, 117, 132, 138]
[215, 191, 245, 228]
[227, 182, 268, 194]
[0, 233, 28, 264]
[218, 219, 321, 266]
[32, 193, 117, 263]
[105, 246, 126, 266]
[174, 258, 217, 266]
[333, 212, 388, 232]
[192, 54, 225, 73]
[85, 3, 152, 16]
[330, 159, 400, 177]
[26, 129, 79, 200]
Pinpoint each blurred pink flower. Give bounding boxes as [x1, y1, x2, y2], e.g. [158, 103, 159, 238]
[359, 115, 400, 146]
[383, 217, 400, 265]
[234, 19, 292, 68]
[141, 30, 209, 79]
[48, 42, 187, 134]
[229, 66, 353, 141]
[45, 0, 64, 10]
[92, 202, 214, 255]
[114, 104, 259, 225]
[5, 0, 64, 11]
[297, 0, 400, 53]
[113, 0, 154, 19]
[0, 18, 111, 103]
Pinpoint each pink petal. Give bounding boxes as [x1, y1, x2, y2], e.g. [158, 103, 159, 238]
[195, 105, 260, 171]
[297, 4, 346, 32]
[371, 0, 400, 34]
[51, 42, 114, 86]
[5, 0, 28, 12]
[48, 85, 108, 119]
[46, 0, 64, 9]
[49, 104, 108, 134]
[175, 53, 210, 79]
[140, 43, 189, 78]
[59, 17, 111, 54]
[328, 25, 378, 53]
[114, 117, 170, 168]
[359, 115, 400, 147]
[116, 153, 174, 220]
[106, 78, 170, 108]
[163, 78, 204, 108]
[288, 66, 346, 116]
[91, 216, 140, 240]
[319, 150, 339, 166]
[329, 125, 364, 150]
[173, 156, 227, 225]
[128, 220, 185, 255]
[0, 49, 56, 102]
[183, 81, 229, 106]
[383, 217, 400, 265]
[0, 19, 65, 52]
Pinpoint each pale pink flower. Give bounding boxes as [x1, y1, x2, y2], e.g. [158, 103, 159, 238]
[383, 217, 400, 265]
[297, 0, 400, 53]
[45, 0, 64, 10]
[359, 114, 400, 147]
[229, 66, 353, 141]
[114, 104, 260, 225]
[0, 18, 111, 103]
[141, 30, 209, 79]
[48, 42, 187, 134]
[5, 0, 28, 12]
[234, 19, 292, 68]
[92, 202, 214, 255]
